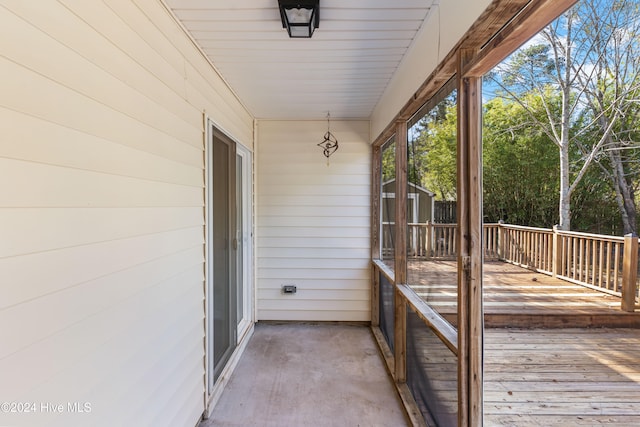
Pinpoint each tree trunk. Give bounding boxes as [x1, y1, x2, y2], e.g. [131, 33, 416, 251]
[557, 70, 573, 231]
[595, 109, 639, 235]
[557, 13, 574, 232]
[558, 144, 571, 230]
[609, 147, 638, 235]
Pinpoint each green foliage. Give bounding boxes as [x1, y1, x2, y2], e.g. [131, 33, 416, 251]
[408, 94, 458, 201]
[481, 93, 622, 232]
[499, 45, 556, 94]
[381, 140, 396, 182]
[482, 96, 560, 226]
[571, 169, 622, 235]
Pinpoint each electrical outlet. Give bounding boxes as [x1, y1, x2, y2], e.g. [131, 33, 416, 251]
[282, 285, 297, 294]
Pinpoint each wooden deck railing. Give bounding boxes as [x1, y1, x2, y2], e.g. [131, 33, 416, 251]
[498, 224, 639, 310]
[397, 222, 639, 312]
[407, 222, 499, 260]
[407, 222, 457, 259]
[553, 227, 624, 289]
[499, 223, 555, 273]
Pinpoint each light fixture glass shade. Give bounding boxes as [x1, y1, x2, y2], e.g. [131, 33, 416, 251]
[278, 0, 319, 38]
[285, 8, 313, 24]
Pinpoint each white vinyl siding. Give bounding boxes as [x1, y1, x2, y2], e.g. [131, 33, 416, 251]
[0, 1, 251, 426]
[256, 120, 371, 321]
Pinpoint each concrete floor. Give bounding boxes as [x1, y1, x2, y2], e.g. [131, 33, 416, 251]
[201, 322, 409, 427]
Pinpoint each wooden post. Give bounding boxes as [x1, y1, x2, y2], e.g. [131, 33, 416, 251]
[395, 121, 408, 284]
[371, 145, 382, 326]
[426, 221, 432, 259]
[458, 48, 483, 427]
[394, 289, 407, 382]
[497, 220, 504, 260]
[371, 266, 380, 326]
[621, 233, 638, 312]
[372, 145, 382, 261]
[394, 120, 408, 383]
[552, 225, 561, 278]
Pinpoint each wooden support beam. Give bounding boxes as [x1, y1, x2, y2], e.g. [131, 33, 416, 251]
[372, 145, 382, 261]
[463, 0, 578, 77]
[397, 284, 458, 355]
[394, 289, 407, 383]
[371, 145, 382, 326]
[395, 121, 408, 284]
[394, 120, 408, 383]
[457, 48, 484, 427]
[457, 51, 471, 427]
[467, 73, 484, 427]
[371, 266, 380, 327]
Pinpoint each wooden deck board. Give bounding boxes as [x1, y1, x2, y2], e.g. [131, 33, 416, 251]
[403, 260, 640, 425]
[407, 327, 640, 426]
[484, 328, 640, 426]
[407, 260, 640, 327]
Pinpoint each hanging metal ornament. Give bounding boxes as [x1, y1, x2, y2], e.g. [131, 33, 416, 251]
[317, 112, 338, 166]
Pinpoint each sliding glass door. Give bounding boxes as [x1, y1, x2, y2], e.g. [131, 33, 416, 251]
[207, 123, 253, 393]
[209, 126, 237, 387]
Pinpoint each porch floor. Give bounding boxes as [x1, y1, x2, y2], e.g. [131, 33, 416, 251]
[201, 322, 409, 427]
[408, 260, 640, 328]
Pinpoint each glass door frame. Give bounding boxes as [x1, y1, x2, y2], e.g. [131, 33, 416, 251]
[205, 119, 255, 396]
[235, 143, 253, 342]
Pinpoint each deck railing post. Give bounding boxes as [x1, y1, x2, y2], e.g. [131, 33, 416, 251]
[552, 225, 561, 278]
[621, 233, 638, 312]
[426, 221, 432, 259]
[497, 220, 504, 260]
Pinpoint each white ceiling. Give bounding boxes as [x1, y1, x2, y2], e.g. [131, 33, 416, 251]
[165, 0, 436, 120]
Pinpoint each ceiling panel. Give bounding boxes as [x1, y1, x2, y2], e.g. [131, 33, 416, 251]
[165, 0, 435, 120]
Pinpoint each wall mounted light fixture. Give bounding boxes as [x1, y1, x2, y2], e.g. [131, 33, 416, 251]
[318, 112, 338, 165]
[278, 0, 319, 38]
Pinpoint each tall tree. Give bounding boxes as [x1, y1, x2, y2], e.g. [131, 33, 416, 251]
[487, 0, 640, 232]
[481, 94, 620, 232]
[570, 0, 640, 234]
